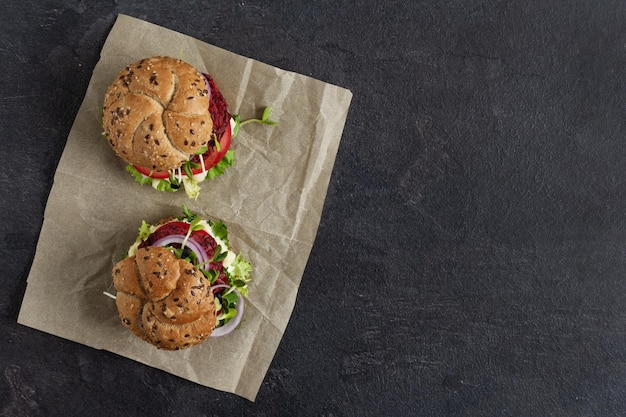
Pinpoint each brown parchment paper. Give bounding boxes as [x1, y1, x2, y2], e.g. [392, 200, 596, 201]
[17, 14, 352, 401]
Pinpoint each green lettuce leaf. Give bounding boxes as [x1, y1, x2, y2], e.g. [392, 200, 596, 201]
[125, 149, 235, 199]
[209, 219, 229, 244]
[137, 220, 152, 241]
[182, 176, 201, 200]
[125, 165, 152, 186]
[125, 165, 178, 192]
[206, 150, 235, 179]
[227, 253, 252, 296]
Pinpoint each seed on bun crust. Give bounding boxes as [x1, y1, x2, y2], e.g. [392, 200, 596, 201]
[113, 246, 217, 350]
[102, 56, 214, 172]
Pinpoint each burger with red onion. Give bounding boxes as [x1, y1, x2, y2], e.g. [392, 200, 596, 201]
[110, 206, 251, 350]
[102, 56, 275, 199]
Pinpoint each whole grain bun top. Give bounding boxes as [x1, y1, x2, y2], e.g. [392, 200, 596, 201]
[113, 246, 217, 350]
[102, 56, 214, 171]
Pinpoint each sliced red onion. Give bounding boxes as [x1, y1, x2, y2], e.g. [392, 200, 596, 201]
[210, 284, 244, 337]
[151, 234, 209, 266]
[200, 73, 212, 102]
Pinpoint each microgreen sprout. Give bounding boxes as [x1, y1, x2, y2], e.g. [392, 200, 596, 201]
[182, 160, 200, 179]
[168, 170, 181, 189]
[181, 205, 196, 222]
[180, 214, 205, 249]
[212, 133, 220, 152]
[232, 106, 278, 137]
[201, 268, 220, 283]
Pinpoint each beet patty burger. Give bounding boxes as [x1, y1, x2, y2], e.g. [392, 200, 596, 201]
[102, 56, 235, 199]
[111, 206, 252, 350]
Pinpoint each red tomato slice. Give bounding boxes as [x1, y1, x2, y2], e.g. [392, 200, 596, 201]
[193, 121, 232, 175]
[133, 165, 170, 179]
[133, 124, 232, 179]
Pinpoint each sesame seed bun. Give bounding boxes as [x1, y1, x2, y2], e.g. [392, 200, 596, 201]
[102, 56, 214, 171]
[113, 246, 217, 350]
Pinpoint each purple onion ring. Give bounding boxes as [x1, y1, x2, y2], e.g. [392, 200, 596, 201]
[210, 284, 244, 337]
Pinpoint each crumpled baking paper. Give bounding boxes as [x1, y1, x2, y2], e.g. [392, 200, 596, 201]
[18, 14, 352, 401]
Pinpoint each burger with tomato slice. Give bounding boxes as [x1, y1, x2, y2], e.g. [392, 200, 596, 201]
[111, 206, 252, 350]
[102, 56, 275, 199]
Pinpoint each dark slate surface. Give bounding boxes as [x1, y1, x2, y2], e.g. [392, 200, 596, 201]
[1, 1, 625, 415]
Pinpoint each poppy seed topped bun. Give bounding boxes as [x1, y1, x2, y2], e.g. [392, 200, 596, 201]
[102, 56, 214, 171]
[113, 246, 217, 350]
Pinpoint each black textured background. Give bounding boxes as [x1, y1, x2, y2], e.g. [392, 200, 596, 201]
[2, 1, 625, 416]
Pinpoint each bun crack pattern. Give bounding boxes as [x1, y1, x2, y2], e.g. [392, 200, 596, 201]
[103, 56, 214, 171]
[113, 246, 217, 350]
